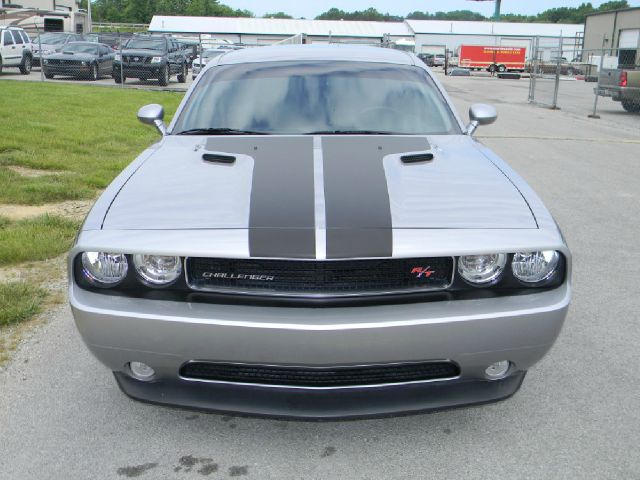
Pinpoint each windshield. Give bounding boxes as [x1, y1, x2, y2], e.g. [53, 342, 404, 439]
[38, 34, 67, 45]
[174, 61, 460, 135]
[62, 43, 99, 54]
[125, 38, 165, 50]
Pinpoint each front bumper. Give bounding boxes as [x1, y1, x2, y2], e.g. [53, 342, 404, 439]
[70, 283, 569, 418]
[114, 63, 165, 78]
[43, 65, 91, 76]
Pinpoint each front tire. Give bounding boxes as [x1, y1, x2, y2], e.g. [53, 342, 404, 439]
[44, 70, 54, 79]
[19, 55, 32, 75]
[177, 63, 187, 83]
[497, 64, 506, 73]
[158, 65, 169, 86]
[90, 63, 98, 81]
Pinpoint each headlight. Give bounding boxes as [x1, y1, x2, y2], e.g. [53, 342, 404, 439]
[150, 56, 163, 63]
[133, 254, 182, 286]
[43, 49, 53, 55]
[81, 252, 128, 287]
[512, 251, 560, 283]
[458, 253, 507, 286]
[82, 61, 88, 66]
[43, 59, 48, 65]
[114, 53, 121, 61]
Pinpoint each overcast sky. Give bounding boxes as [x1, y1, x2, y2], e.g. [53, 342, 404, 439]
[223, 0, 640, 18]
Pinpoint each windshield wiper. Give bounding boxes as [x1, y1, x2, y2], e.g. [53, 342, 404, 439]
[304, 130, 397, 135]
[176, 128, 269, 136]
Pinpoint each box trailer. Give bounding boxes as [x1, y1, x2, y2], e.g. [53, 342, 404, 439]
[458, 45, 526, 72]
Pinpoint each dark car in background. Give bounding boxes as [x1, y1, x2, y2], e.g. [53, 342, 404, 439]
[85, 32, 132, 50]
[417, 53, 435, 66]
[113, 35, 188, 86]
[32, 32, 84, 66]
[175, 39, 199, 67]
[42, 42, 115, 80]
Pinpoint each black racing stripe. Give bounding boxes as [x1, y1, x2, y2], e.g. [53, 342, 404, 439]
[205, 137, 315, 259]
[322, 136, 430, 259]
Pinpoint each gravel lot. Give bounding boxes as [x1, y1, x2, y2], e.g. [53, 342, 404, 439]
[1, 71, 639, 480]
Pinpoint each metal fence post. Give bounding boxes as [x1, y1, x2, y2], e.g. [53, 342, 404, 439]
[37, 26, 43, 82]
[550, 35, 562, 110]
[119, 38, 124, 87]
[528, 36, 538, 103]
[588, 48, 605, 119]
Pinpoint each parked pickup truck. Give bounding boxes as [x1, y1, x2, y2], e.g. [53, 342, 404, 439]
[596, 68, 640, 112]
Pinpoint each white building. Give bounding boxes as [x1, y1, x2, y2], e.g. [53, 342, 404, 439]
[149, 16, 413, 46]
[148, 16, 584, 59]
[407, 19, 584, 59]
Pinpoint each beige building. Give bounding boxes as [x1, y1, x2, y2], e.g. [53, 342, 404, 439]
[583, 7, 639, 66]
[0, 0, 87, 33]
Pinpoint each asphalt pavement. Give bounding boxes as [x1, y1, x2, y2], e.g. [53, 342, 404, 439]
[1, 72, 639, 480]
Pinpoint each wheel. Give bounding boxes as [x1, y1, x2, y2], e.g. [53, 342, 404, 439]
[497, 64, 506, 73]
[44, 71, 54, 79]
[19, 55, 32, 75]
[177, 63, 187, 83]
[621, 98, 640, 113]
[113, 71, 125, 83]
[488, 65, 496, 73]
[158, 65, 169, 86]
[0, 57, 3, 74]
[90, 63, 98, 81]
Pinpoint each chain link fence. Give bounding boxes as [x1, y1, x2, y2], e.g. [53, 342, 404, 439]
[529, 36, 640, 118]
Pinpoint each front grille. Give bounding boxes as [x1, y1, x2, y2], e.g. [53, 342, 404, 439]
[47, 59, 80, 66]
[123, 55, 151, 64]
[180, 361, 460, 387]
[185, 257, 454, 297]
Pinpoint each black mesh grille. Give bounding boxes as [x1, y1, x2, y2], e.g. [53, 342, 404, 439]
[186, 257, 454, 297]
[180, 362, 460, 387]
[123, 55, 151, 64]
[47, 59, 81, 66]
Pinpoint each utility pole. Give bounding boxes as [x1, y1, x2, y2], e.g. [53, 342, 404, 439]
[87, 0, 92, 33]
[493, 0, 501, 20]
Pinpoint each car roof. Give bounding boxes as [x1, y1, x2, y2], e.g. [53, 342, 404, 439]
[216, 44, 415, 66]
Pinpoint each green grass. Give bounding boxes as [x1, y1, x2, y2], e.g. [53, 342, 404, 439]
[0, 215, 81, 266]
[0, 81, 183, 205]
[0, 281, 47, 327]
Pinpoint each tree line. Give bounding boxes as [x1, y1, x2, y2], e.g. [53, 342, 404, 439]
[87, 0, 631, 25]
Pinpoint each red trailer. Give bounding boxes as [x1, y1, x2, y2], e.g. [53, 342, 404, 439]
[458, 45, 526, 72]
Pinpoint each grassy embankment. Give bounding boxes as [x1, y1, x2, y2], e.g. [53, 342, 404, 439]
[0, 81, 182, 360]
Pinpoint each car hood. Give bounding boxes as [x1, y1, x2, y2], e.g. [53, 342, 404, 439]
[103, 135, 536, 233]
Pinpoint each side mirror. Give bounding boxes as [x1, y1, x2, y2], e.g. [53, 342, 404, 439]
[137, 104, 166, 136]
[466, 103, 497, 135]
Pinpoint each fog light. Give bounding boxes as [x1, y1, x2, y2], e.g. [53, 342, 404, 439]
[485, 360, 510, 380]
[129, 361, 155, 381]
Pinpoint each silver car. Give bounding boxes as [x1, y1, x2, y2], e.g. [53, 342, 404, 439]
[69, 45, 571, 419]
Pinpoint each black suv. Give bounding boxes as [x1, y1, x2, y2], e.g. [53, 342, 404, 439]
[113, 35, 188, 86]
